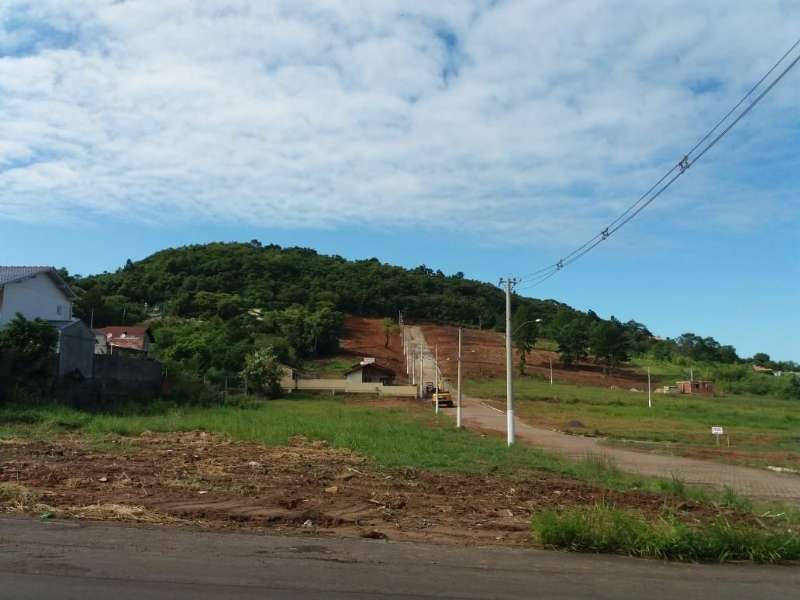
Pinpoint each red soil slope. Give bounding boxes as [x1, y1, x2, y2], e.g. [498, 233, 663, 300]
[339, 317, 407, 378]
[338, 317, 648, 389]
[419, 323, 648, 388]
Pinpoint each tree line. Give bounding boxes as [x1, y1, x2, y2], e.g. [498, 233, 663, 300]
[53, 241, 794, 399]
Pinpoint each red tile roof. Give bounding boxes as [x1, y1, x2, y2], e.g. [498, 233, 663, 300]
[95, 326, 153, 351]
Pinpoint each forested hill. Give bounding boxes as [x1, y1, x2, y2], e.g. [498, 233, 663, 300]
[71, 241, 576, 330]
[63, 241, 797, 397]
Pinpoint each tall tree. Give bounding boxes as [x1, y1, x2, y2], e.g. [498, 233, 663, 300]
[553, 311, 589, 368]
[590, 318, 630, 374]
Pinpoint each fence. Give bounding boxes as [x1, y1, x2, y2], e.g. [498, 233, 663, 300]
[281, 375, 418, 397]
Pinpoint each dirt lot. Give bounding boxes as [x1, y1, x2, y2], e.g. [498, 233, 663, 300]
[419, 323, 649, 388]
[339, 316, 407, 376]
[336, 317, 647, 389]
[0, 432, 747, 548]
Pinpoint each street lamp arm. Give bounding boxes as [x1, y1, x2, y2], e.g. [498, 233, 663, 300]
[510, 318, 543, 337]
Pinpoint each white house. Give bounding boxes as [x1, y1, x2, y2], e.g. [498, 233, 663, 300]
[0, 266, 94, 378]
[344, 358, 396, 385]
[0, 266, 75, 326]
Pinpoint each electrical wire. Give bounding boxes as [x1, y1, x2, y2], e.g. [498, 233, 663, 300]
[515, 37, 800, 292]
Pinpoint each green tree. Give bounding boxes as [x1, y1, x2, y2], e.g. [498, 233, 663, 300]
[590, 318, 630, 374]
[553, 311, 589, 368]
[752, 352, 771, 367]
[382, 317, 399, 348]
[512, 305, 538, 375]
[241, 347, 284, 398]
[0, 314, 58, 385]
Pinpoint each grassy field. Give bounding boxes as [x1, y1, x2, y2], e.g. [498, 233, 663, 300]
[466, 376, 800, 468]
[1, 396, 798, 562]
[0, 396, 661, 486]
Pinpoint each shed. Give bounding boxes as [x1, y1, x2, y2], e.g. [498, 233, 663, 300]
[345, 359, 396, 385]
[50, 320, 96, 378]
[677, 380, 714, 395]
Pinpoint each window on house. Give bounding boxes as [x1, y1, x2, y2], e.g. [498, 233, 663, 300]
[56, 304, 62, 316]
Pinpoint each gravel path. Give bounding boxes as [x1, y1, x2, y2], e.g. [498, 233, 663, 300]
[405, 326, 800, 504]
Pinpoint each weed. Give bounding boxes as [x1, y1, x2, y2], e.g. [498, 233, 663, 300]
[532, 504, 800, 563]
[720, 486, 754, 513]
[0, 482, 39, 508]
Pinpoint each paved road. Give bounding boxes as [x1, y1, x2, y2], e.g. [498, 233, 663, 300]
[405, 327, 800, 504]
[1, 517, 798, 600]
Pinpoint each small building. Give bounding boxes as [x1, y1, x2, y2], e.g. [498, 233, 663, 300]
[677, 380, 714, 395]
[50, 320, 96, 378]
[94, 326, 154, 356]
[345, 358, 396, 385]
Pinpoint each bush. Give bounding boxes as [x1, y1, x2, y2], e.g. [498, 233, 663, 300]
[241, 347, 283, 398]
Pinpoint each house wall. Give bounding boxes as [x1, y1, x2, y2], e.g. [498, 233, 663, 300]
[0, 273, 71, 326]
[280, 375, 417, 397]
[345, 370, 363, 384]
[93, 355, 162, 389]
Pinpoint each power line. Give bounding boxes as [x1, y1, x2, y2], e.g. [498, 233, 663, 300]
[516, 37, 800, 292]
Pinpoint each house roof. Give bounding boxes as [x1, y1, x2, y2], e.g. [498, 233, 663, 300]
[95, 325, 153, 351]
[345, 362, 396, 376]
[0, 266, 76, 299]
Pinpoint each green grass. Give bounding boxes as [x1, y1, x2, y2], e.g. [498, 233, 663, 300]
[465, 375, 800, 468]
[0, 397, 727, 497]
[532, 503, 800, 563]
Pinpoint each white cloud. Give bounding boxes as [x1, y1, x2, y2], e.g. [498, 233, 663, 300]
[0, 0, 798, 244]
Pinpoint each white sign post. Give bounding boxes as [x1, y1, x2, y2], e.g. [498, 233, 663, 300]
[711, 426, 724, 446]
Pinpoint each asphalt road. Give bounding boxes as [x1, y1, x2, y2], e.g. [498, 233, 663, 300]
[1, 517, 797, 600]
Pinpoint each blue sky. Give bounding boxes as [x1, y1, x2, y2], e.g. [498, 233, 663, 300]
[1, 1, 798, 361]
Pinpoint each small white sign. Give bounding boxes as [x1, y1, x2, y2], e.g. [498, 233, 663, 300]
[711, 426, 724, 435]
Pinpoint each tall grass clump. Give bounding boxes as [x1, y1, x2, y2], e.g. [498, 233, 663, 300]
[532, 504, 800, 563]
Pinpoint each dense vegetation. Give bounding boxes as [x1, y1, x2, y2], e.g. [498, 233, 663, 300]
[0, 315, 58, 402]
[65, 242, 580, 382]
[55, 241, 795, 398]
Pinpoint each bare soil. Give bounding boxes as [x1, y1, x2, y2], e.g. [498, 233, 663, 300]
[339, 317, 407, 379]
[0, 433, 751, 547]
[419, 323, 649, 388]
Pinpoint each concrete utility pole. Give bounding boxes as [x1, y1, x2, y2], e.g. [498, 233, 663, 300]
[549, 357, 553, 385]
[457, 327, 463, 428]
[434, 344, 439, 414]
[499, 277, 519, 446]
[647, 366, 652, 409]
[419, 352, 424, 399]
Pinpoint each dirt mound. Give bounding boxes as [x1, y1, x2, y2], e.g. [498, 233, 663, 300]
[0, 432, 751, 547]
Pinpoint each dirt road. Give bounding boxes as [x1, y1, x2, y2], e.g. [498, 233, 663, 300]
[406, 327, 800, 504]
[3, 517, 797, 600]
